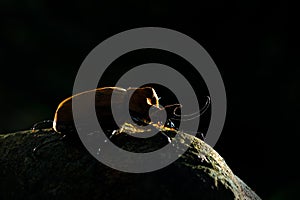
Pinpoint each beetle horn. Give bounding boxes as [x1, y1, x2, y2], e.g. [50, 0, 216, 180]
[170, 96, 211, 121]
[149, 96, 211, 122]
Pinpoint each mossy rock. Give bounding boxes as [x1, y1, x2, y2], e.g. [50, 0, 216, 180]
[0, 124, 261, 200]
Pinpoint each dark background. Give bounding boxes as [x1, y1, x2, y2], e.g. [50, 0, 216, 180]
[0, 0, 294, 199]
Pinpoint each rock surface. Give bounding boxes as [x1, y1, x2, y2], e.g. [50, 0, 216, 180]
[0, 125, 261, 200]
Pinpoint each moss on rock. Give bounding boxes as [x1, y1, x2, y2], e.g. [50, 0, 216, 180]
[0, 125, 260, 200]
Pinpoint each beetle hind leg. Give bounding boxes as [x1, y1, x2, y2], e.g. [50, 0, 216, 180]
[32, 120, 53, 131]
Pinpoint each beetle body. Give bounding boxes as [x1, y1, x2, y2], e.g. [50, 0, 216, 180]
[53, 87, 160, 135]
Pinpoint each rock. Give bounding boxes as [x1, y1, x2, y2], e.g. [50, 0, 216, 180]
[0, 124, 261, 200]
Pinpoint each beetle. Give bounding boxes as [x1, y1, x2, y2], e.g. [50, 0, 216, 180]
[32, 86, 210, 154]
[32, 87, 161, 154]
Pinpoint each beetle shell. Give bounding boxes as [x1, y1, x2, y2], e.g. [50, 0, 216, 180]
[53, 87, 160, 134]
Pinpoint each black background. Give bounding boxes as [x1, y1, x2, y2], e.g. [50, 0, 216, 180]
[0, 0, 294, 199]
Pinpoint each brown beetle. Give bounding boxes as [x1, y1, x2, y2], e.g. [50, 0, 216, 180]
[32, 86, 210, 154]
[32, 87, 161, 154]
[53, 86, 160, 134]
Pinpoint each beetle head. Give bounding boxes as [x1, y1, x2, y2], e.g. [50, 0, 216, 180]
[126, 87, 160, 124]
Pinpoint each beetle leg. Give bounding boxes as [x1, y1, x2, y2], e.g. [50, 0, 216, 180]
[165, 119, 177, 129]
[197, 132, 205, 141]
[32, 120, 53, 131]
[160, 131, 172, 143]
[109, 129, 119, 139]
